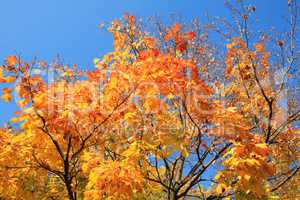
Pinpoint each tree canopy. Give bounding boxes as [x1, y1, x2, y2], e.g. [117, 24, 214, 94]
[0, 1, 299, 199]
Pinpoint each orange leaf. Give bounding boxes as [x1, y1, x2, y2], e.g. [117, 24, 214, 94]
[254, 43, 264, 52]
[172, 23, 181, 34]
[6, 56, 18, 66]
[2, 93, 12, 102]
[17, 98, 30, 108]
[185, 31, 196, 40]
[2, 87, 12, 94]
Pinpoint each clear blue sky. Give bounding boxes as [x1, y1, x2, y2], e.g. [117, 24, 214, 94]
[0, 0, 289, 124]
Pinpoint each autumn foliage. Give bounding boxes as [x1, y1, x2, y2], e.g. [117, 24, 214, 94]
[0, 2, 299, 200]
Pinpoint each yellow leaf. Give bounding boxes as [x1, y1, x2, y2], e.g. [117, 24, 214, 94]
[180, 144, 189, 157]
[167, 93, 174, 99]
[93, 58, 100, 65]
[17, 98, 29, 108]
[243, 174, 251, 181]
[110, 77, 118, 87]
[227, 107, 237, 112]
[10, 117, 19, 123]
[124, 112, 135, 121]
[2, 93, 12, 102]
[216, 183, 227, 194]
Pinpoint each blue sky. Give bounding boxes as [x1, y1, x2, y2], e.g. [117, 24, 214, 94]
[0, 0, 289, 124]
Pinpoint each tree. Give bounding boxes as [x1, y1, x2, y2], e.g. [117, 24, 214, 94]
[0, 1, 299, 199]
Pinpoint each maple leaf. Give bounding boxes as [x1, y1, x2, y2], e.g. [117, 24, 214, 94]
[0, 11, 298, 200]
[17, 98, 30, 109]
[6, 56, 18, 66]
[1, 88, 12, 102]
[1, 93, 12, 102]
[254, 43, 264, 52]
